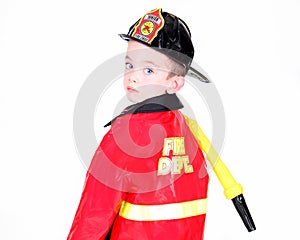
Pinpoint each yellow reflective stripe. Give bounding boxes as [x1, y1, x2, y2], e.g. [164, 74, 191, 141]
[119, 198, 207, 221]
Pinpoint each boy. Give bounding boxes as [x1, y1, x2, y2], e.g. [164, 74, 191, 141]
[67, 8, 253, 240]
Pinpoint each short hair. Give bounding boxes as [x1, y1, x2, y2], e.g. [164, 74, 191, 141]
[166, 58, 188, 78]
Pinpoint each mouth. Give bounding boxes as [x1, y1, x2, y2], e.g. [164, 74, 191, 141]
[127, 86, 138, 92]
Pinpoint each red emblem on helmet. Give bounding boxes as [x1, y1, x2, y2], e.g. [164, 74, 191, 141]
[131, 8, 165, 44]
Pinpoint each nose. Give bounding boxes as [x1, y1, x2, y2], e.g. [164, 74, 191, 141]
[128, 73, 137, 85]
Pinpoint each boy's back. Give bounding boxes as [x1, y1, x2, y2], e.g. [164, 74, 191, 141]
[69, 93, 209, 239]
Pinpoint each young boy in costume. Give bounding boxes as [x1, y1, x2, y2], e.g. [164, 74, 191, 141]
[67, 8, 255, 240]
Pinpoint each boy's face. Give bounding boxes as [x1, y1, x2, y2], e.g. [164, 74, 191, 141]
[123, 40, 181, 103]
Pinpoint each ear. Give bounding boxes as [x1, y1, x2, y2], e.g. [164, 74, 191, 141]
[167, 75, 185, 94]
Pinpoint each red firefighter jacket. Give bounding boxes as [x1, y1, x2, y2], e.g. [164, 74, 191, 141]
[67, 94, 209, 240]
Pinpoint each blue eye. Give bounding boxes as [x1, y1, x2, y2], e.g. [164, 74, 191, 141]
[144, 68, 153, 75]
[125, 63, 133, 70]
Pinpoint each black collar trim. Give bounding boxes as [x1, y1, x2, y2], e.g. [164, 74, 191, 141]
[104, 94, 184, 127]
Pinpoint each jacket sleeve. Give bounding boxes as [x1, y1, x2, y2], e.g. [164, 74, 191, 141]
[67, 171, 126, 240]
[67, 134, 128, 240]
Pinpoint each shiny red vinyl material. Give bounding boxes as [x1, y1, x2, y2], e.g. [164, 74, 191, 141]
[67, 105, 209, 239]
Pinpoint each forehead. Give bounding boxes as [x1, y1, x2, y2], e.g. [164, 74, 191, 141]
[126, 40, 170, 66]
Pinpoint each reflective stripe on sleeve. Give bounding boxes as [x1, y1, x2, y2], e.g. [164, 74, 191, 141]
[119, 198, 207, 221]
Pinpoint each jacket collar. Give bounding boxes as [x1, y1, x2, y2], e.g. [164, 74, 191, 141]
[104, 94, 184, 127]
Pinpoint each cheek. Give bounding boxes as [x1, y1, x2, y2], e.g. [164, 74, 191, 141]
[123, 72, 129, 82]
[123, 77, 128, 88]
[157, 72, 171, 83]
[158, 77, 171, 87]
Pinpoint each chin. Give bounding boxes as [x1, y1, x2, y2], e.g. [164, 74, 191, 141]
[126, 93, 140, 103]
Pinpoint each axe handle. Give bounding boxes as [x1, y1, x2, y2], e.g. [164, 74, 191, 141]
[185, 115, 256, 231]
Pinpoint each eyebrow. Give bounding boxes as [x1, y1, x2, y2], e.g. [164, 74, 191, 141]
[144, 60, 159, 68]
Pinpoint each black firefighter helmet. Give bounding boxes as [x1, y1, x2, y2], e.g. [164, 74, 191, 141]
[119, 8, 194, 71]
[119, 8, 210, 82]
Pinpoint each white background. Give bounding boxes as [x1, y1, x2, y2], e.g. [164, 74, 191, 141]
[1, 0, 299, 239]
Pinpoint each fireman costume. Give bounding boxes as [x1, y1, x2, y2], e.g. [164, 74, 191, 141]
[67, 7, 256, 240]
[68, 93, 209, 239]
